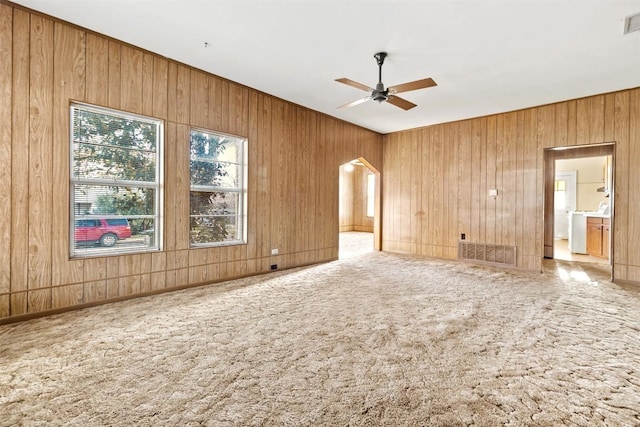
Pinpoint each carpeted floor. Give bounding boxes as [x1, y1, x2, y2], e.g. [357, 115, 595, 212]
[1, 234, 639, 426]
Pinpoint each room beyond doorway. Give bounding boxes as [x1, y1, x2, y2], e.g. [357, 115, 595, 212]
[338, 158, 381, 256]
[544, 144, 613, 270]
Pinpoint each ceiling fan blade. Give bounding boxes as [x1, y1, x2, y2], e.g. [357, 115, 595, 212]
[338, 96, 372, 109]
[386, 95, 417, 110]
[388, 78, 437, 94]
[335, 78, 374, 92]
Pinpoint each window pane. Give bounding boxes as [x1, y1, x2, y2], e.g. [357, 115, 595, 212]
[73, 185, 156, 216]
[71, 104, 162, 257]
[73, 142, 157, 182]
[190, 160, 240, 187]
[189, 128, 247, 246]
[190, 215, 239, 244]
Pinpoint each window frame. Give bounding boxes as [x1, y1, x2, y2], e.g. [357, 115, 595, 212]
[189, 127, 248, 248]
[69, 102, 164, 258]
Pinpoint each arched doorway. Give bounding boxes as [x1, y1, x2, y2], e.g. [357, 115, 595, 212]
[338, 157, 381, 258]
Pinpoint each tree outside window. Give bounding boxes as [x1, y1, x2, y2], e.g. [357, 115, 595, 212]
[70, 104, 163, 257]
[189, 129, 247, 246]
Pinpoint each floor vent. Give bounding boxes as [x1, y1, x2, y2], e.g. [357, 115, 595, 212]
[458, 241, 516, 267]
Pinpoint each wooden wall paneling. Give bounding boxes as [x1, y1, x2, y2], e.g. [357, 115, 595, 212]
[230, 83, 248, 137]
[166, 62, 177, 122]
[589, 95, 605, 145]
[515, 111, 525, 266]
[0, 3, 12, 316]
[83, 257, 107, 302]
[246, 90, 259, 261]
[485, 116, 497, 245]
[604, 92, 616, 143]
[284, 103, 297, 264]
[537, 105, 555, 258]
[307, 114, 318, 258]
[52, 23, 85, 288]
[534, 107, 544, 264]
[175, 124, 190, 250]
[118, 254, 141, 296]
[458, 121, 472, 245]
[105, 256, 119, 298]
[207, 75, 221, 130]
[294, 108, 308, 257]
[10, 8, 30, 316]
[52, 284, 83, 309]
[151, 251, 167, 291]
[218, 80, 230, 133]
[399, 132, 412, 251]
[627, 89, 640, 268]
[446, 123, 459, 255]
[503, 112, 517, 248]
[495, 116, 505, 246]
[428, 127, 441, 253]
[576, 98, 589, 145]
[566, 100, 577, 147]
[256, 94, 271, 261]
[190, 69, 208, 128]
[152, 57, 168, 120]
[522, 109, 538, 262]
[107, 40, 121, 108]
[84, 280, 107, 304]
[314, 115, 328, 252]
[139, 253, 152, 293]
[417, 131, 429, 254]
[470, 119, 482, 243]
[554, 102, 569, 147]
[410, 127, 422, 252]
[270, 99, 285, 259]
[27, 14, 53, 313]
[85, 34, 108, 106]
[175, 65, 191, 125]
[426, 129, 436, 255]
[325, 118, 339, 255]
[120, 45, 143, 114]
[538, 104, 556, 149]
[477, 118, 488, 244]
[141, 53, 154, 117]
[613, 90, 630, 271]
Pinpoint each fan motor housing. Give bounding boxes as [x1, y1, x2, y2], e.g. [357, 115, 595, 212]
[372, 90, 388, 103]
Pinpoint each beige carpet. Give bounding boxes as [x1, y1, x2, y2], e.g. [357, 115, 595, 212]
[2, 241, 640, 426]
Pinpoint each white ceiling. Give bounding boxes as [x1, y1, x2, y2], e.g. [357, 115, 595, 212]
[12, 0, 640, 134]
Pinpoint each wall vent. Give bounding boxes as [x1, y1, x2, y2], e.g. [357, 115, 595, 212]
[624, 13, 640, 34]
[458, 241, 516, 267]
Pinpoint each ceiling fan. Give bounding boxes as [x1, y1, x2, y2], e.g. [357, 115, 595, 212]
[335, 52, 437, 111]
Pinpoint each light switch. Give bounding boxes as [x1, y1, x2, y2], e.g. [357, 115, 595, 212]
[489, 189, 498, 197]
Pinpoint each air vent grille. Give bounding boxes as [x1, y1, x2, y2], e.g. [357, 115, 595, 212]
[458, 241, 516, 267]
[624, 13, 640, 34]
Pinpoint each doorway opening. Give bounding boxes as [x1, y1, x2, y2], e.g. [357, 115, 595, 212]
[338, 158, 380, 259]
[544, 144, 614, 270]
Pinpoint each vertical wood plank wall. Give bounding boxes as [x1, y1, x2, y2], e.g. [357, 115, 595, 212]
[0, 3, 382, 321]
[382, 89, 640, 279]
[339, 165, 373, 233]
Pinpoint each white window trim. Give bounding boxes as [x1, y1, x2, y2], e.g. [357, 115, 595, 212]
[69, 102, 164, 258]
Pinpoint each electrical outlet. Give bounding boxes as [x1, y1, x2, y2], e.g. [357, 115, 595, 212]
[461, 233, 466, 240]
[270, 264, 278, 270]
[271, 248, 279, 255]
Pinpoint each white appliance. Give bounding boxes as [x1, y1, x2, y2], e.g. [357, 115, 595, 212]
[568, 212, 587, 254]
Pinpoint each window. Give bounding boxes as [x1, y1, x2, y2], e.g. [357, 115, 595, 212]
[70, 103, 163, 257]
[367, 173, 375, 218]
[189, 129, 247, 246]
